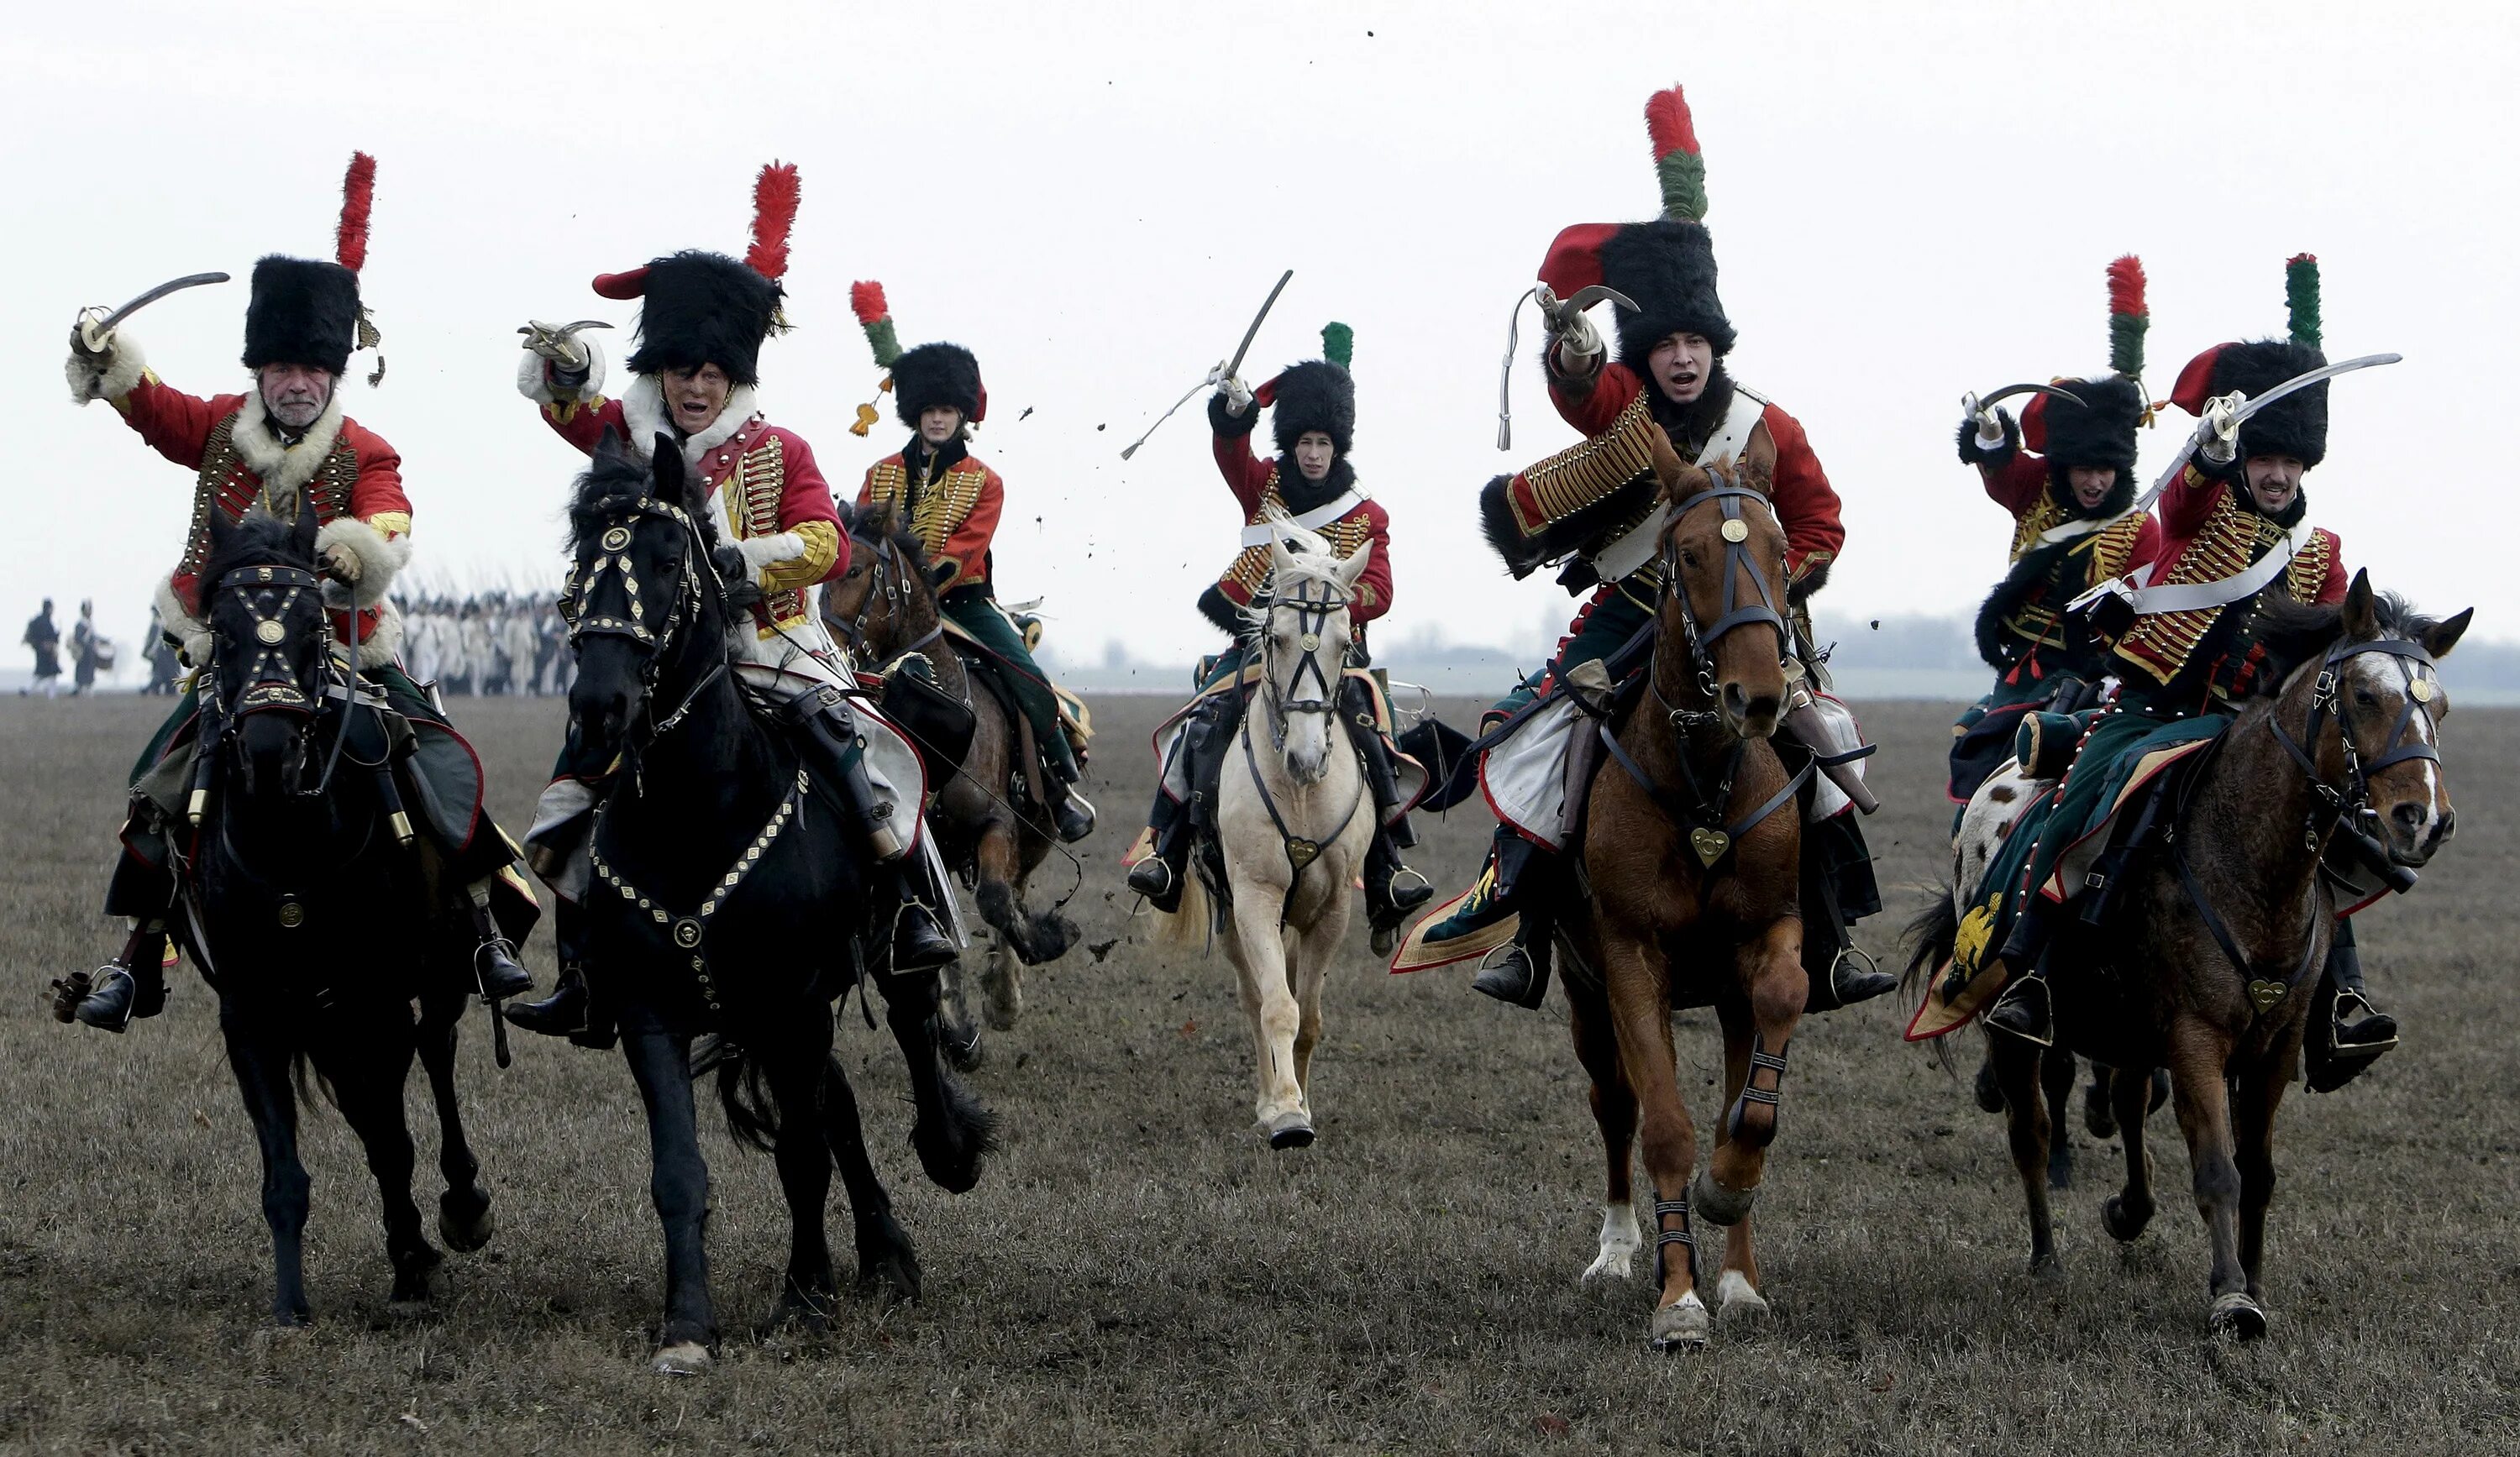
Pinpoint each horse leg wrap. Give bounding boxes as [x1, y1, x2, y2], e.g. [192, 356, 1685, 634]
[1725, 1036, 1789, 1145]
[1649, 1192, 1697, 1291]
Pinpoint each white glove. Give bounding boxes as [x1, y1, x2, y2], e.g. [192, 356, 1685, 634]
[737, 532, 804, 581]
[1218, 368, 1253, 417]
[2197, 391, 2242, 466]
[1962, 394, 2007, 450]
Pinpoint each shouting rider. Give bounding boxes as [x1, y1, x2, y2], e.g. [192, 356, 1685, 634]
[60, 153, 537, 1030]
[1122, 323, 1430, 942]
[845, 283, 1095, 844]
[508, 163, 954, 1040]
[1975, 257, 2393, 1085]
[1405, 84, 1887, 1012]
[1947, 255, 2165, 806]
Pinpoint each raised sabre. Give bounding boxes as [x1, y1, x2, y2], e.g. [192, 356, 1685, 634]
[77, 271, 231, 352]
[2134, 352, 2401, 516]
[517, 318, 615, 372]
[1120, 269, 1294, 461]
[1498, 282, 1638, 449]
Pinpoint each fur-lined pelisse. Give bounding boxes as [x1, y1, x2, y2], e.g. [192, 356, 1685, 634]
[626, 251, 785, 386]
[890, 342, 984, 426]
[242, 255, 361, 375]
[2212, 339, 2328, 470]
[1597, 218, 1735, 364]
[2030, 374, 2144, 473]
[1267, 359, 1355, 456]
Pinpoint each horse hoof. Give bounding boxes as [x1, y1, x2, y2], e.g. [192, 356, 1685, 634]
[1716, 1270, 1771, 1319]
[2100, 1194, 2151, 1245]
[942, 1020, 985, 1073]
[653, 1341, 713, 1376]
[2208, 1291, 2268, 1340]
[1648, 1292, 1711, 1351]
[2082, 1083, 2118, 1140]
[2028, 1250, 2066, 1284]
[765, 1288, 836, 1335]
[1689, 1167, 1756, 1228]
[1265, 1111, 1316, 1150]
[438, 1194, 495, 1254]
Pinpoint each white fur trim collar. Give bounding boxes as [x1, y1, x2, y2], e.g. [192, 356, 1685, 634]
[230, 385, 347, 511]
[622, 375, 762, 468]
[152, 573, 212, 668]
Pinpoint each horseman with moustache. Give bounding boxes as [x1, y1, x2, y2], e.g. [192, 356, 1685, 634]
[843, 283, 1095, 844]
[1964, 258, 2397, 1089]
[1123, 323, 1433, 945]
[1946, 256, 2165, 807]
[507, 163, 954, 1041]
[1402, 85, 1891, 1014]
[57, 154, 538, 1031]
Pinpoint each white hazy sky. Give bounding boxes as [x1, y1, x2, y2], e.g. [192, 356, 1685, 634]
[8, 0, 2514, 665]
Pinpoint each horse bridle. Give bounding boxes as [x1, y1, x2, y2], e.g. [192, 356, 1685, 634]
[832, 528, 945, 665]
[213, 563, 331, 722]
[2268, 634, 2443, 859]
[1252, 574, 1347, 752]
[1650, 485, 1790, 730]
[563, 499, 727, 756]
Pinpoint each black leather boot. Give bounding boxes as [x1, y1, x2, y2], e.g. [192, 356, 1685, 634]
[1472, 930, 1552, 1009]
[70, 925, 171, 1033]
[1047, 777, 1097, 844]
[882, 866, 958, 973]
[466, 897, 533, 1001]
[1126, 798, 1194, 911]
[2307, 918, 2396, 1093]
[1983, 963, 2053, 1047]
[506, 962, 589, 1037]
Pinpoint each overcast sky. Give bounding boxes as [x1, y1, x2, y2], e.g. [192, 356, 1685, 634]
[9, 0, 2513, 667]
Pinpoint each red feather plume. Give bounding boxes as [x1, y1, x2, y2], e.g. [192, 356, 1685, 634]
[745, 161, 801, 280]
[851, 280, 889, 325]
[2107, 254, 2146, 318]
[335, 152, 376, 274]
[1644, 86, 1699, 160]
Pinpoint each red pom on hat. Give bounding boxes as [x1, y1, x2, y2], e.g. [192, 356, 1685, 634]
[850, 280, 890, 325]
[335, 152, 376, 274]
[745, 161, 800, 281]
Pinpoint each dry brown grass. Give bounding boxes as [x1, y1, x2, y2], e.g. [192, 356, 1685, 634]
[2, 694, 2515, 1455]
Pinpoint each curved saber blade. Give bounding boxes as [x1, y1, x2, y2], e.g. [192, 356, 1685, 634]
[2136, 352, 2401, 513]
[83, 271, 230, 349]
[1121, 269, 1295, 460]
[1118, 376, 1214, 461]
[1978, 380, 2087, 410]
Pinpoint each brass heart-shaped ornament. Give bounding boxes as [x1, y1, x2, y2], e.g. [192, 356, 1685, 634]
[1689, 827, 1730, 867]
[2247, 978, 2288, 1013]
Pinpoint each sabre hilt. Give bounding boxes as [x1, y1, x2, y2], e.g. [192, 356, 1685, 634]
[518, 318, 611, 371]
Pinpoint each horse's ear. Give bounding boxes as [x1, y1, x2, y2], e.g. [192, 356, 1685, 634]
[1648, 422, 1713, 505]
[648, 432, 681, 501]
[1332, 537, 1373, 594]
[206, 505, 235, 561]
[2423, 606, 2473, 660]
[2342, 569, 2379, 640]
[293, 492, 321, 562]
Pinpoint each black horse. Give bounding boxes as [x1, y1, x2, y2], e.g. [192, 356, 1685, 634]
[563, 430, 992, 1372]
[182, 501, 501, 1323]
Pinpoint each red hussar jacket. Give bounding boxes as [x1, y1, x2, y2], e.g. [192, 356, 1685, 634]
[1204, 419, 1393, 632]
[856, 443, 1003, 595]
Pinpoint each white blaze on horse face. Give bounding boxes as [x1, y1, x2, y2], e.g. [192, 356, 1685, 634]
[2354, 651, 2448, 849]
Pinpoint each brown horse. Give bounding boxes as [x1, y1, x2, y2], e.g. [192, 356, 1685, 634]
[822, 508, 1075, 1058]
[1919, 576, 2467, 1337]
[1554, 429, 1811, 1350]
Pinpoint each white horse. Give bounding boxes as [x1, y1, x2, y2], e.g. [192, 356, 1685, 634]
[1158, 518, 1376, 1149]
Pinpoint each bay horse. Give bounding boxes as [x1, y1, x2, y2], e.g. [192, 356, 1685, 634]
[564, 431, 993, 1373]
[1153, 517, 1377, 1150]
[178, 501, 501, 1323]
[1915, 575, 2466, 1337]
[1553, 432, 1809, 1350]
[821, 506, 1075, 1059]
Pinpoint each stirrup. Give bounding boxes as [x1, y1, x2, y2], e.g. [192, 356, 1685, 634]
[2330, 989, 2399, 1051]
[1471, 943, 1547, 1010]
[1385, 864, 1434, 911]
[1985, 972, 2053, 1049]
[71, 965, 142, 1034]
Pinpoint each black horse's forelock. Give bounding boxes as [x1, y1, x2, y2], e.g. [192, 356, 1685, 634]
[202, 509, 311, 582]
[2249, 590, 2442, 699]
[564, 441, 723, 558]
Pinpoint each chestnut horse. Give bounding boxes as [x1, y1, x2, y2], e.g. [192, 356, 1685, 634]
[1554, 431, 1810, 1350]
[1917, 577, 2467, 1337]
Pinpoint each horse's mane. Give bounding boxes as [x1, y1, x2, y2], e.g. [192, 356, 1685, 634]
[202, 508, 310, 581]
[843, 504, 938, 593]
[567, 432, 722, 556]
[2249, 590, 2441, 700]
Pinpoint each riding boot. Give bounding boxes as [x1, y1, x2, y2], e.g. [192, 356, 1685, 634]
[879, 863, 958, 974]
[1982, 898, 2058, 1046]
[1126, 793, 1194, 911]
[465, 894, 534, 1001]
[791, 692, 906, 864]
[506, 962, 589, 1036]
[2307, 918, 2397, 1093]
[1343, 679, 1431, 935]
[1467, 836, 1553, 1010]
[1045, 768, 1097, 845]
[68, 924, 171, 1033]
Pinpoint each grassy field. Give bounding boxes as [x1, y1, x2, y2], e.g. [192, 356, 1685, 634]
[2, 692, 2515, 1455]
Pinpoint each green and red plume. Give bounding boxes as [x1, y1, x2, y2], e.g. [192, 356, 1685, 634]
[1321, 321, 1353, 370]
[1644, 85, 1707, 223]
[335, 152, 376, 273]
[745, 161, 800, 280]
[2286, 253, 2321, 349]
[2106, 254, 2147, 380]
[850, 280, 900, 368]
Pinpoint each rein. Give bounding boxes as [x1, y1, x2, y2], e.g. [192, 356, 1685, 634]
[1235, 572, 1365, 915]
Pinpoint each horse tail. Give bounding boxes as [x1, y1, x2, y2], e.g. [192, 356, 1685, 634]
[714, 1045, 782, 1153]
[1154, 868, 1210, 950]
[1902, 882, 1960, 1000]
[291, 1051, 339, 1114]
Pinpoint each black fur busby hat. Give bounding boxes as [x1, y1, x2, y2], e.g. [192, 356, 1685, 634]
[1537, 86, 1736, 367]
[1257, 323, 1357, 456]
[592, 163, 799, 388]
[241, 153, 377, 377]
[2171, 254, 2328, 473]
[890, 342, 986, 426]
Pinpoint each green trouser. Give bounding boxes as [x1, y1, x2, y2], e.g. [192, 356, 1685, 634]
[2019, 706, 2192, 906]
[941, 586, 1076, 781]
[1488, 579, 1655, 723]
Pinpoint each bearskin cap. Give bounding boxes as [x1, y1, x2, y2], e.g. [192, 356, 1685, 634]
[1596, 218, 1735, 364]
[2175, 339, 2328, 473]
[2024, 374, 2145, 474]
[241, 255, 362, 375]
[1263, 359, 1356, 457]
[891, 342, 985, 425]
[610, 250, 785, 387]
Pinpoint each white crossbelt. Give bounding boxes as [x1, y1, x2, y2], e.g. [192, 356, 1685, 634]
[1587, 385, 1772, 584]
[1240, 489, 1365, 546]
[2071, 527, 2299, 618]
